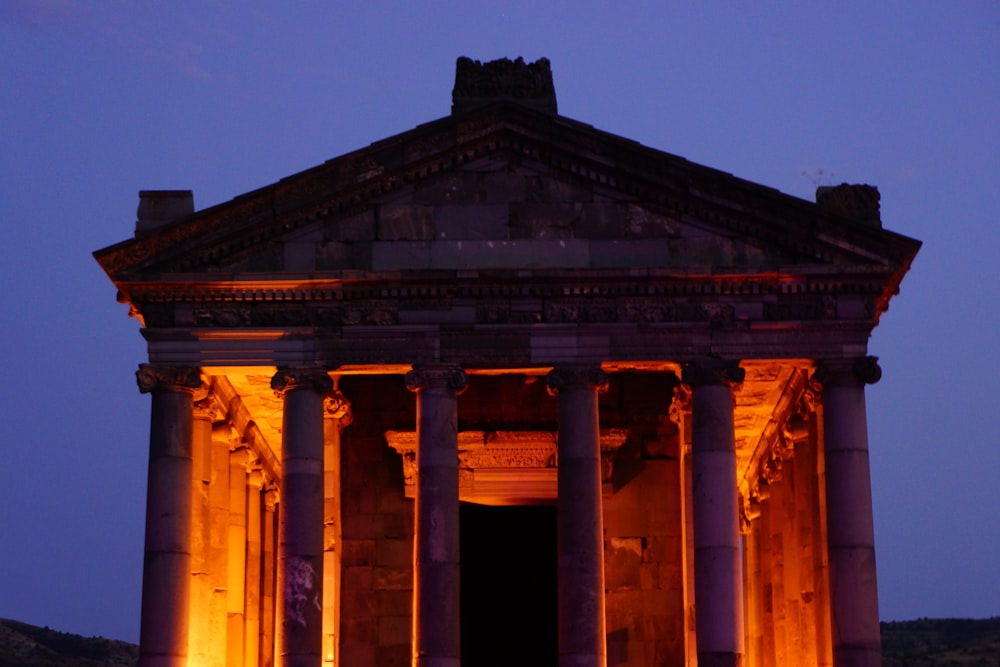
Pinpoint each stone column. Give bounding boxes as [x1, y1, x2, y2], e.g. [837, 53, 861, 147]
[758, 480, 776, 667]
[262, 485, 279, 667]
[670, 383, 698, 667]
[546, 366, 609, 667]
[189, 393, 215, 665]
[323, 391, 351, 666]
[743, 495, 764, 667]
[208, 423, 232, 667]
[135, 363, 202, 667]
[245, 467, 264, 667]
[405, 363, 467, 667]
[227, 446, 247, 667]
[272, 367, 333, 667]
[814, 357, 882, 667]
[681, 359, 745, 667]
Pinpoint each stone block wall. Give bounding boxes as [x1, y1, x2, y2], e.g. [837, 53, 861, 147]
[339, 376, 415, 666]
[262, 159, 783, 275]
[604, 459, 686, 666]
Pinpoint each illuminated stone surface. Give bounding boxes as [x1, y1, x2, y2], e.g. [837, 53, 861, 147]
[98, 58, 919, 666]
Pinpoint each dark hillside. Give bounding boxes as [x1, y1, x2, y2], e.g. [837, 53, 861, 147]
[881, 617, 1000, 666]
[1, 616, 998, 665]
[0, 619, 137, 667]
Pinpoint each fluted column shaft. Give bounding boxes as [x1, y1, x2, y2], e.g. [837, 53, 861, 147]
[189, 396, 215, 665]
[547, 366, 609, 667]
[406, 364, 467, 667]
[207, 424, 232, 667]
[227, 447, 247, 667]
[136, 364, 202, 667]
[262, 487, 278, 667]
[245, 468, 264, 667]
[272, 367, 333, 667]
[323, 391, 351, 666]
[682, 359, 745, 667]
[815, 357, 882, 667]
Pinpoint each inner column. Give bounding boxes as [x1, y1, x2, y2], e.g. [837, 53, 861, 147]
[405, 363, 467, 667]
[682, 359, 745, 667]
[322, 390, 351, 666]
[272, 366, 333, 667]
[546, 365, 609, 667]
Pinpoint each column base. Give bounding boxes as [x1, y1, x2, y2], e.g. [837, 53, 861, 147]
[832, 647, 882, 667]
[697, 652, 744, 667]
[414, 658, 460, 667]
[559, 653, 606, 667]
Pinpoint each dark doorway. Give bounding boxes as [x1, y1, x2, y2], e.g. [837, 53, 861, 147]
[460, 503, 558, 667]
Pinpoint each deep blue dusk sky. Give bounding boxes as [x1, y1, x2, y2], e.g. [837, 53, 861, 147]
[1, 2, 997, 643]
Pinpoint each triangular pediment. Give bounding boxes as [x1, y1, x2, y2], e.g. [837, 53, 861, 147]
[95, 101, 919, 330]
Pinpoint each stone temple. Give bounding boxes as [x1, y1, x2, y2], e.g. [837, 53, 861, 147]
[95, 57, 920, 667]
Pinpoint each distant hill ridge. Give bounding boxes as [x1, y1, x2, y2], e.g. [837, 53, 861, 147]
[0, 618, 137, 667]
[881, 617, 1000, 666]
[0, 616, 997, 665]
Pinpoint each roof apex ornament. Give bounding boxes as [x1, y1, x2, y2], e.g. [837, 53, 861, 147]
[816, 183, 881, 227]
[452, 56, 557, 115]
[136, 190, 194, 237]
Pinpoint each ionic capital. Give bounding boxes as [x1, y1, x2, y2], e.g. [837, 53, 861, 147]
[668, 381, 692, 425]
[136, 363, 202, 395]
[404, 363, 468, 394]
[270, 366, 334, 396]
[680, 358, 745, 388]
[813, 356, 882, 388]
[794, 382, 820, 422]
[324, 389, 352, 425]
[193, 393, 219, 421]
[264, 487, 279, 511]
[545, 365, 609, 395]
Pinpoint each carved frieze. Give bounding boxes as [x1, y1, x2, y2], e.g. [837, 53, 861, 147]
[385, 428, 628, 501]
[185, 302, 402, 328]
[134, 281, 880, 332]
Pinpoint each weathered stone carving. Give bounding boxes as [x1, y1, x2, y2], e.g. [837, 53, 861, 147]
[813, 356, 882, 387]
[194, 306, 251, 328]
[136, 364, 202, 394]
[404, 364, 468, 393]
[545, 365, 609, 394]
[192, 393, 219, 421]
[668, 383, 692, 426]
[386, 429, 628, 493]
[323, 390, 352, 425]
[270, 367, 334, 395]
[700, 302, 736, 326]
[816, 183, 881, 226]
[470, 431, 558, 469]
[681, 358, 745, 387]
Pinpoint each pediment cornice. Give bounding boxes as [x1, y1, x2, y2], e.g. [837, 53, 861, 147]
[95, 102, 919, 284]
